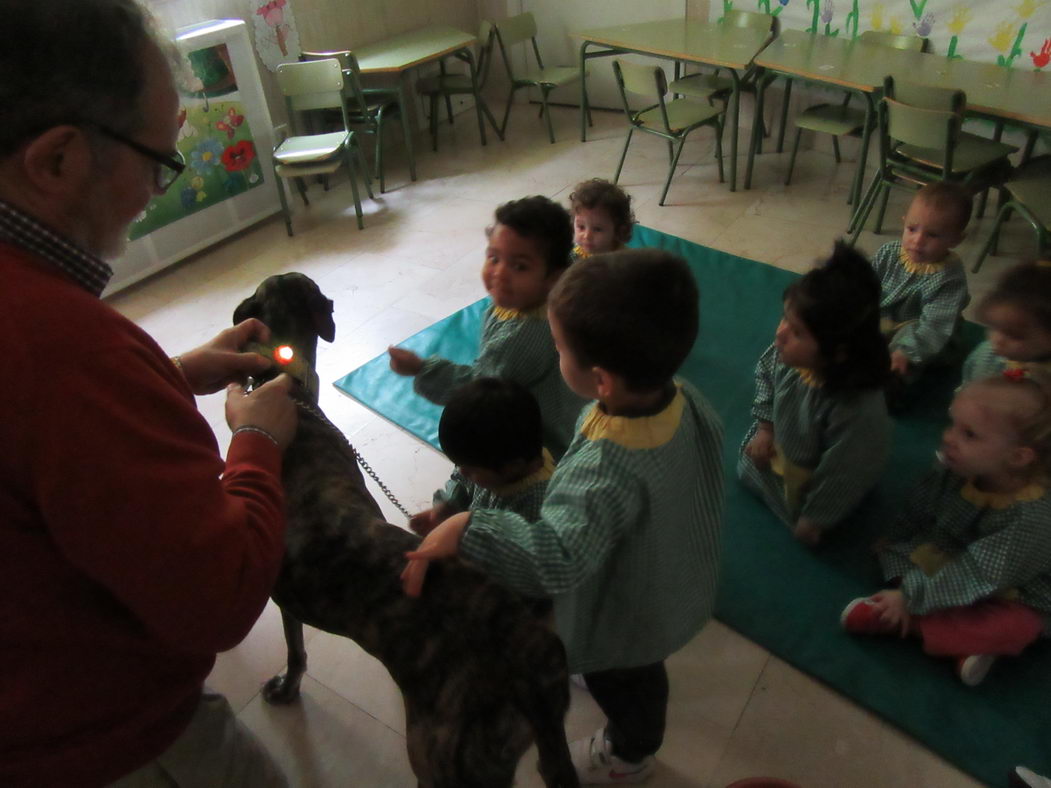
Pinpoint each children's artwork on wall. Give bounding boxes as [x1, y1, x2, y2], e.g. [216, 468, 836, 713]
[720, 0, 1051, 68]
[129, 43, 265, 241]
[251, 0, 302, 71]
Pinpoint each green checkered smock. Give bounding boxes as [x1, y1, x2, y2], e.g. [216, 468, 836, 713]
[737, 344, 891, 531]
[434, 450, 554, 522]
[460, 382, 724, 673]
[961, 340, 1051, 384]
[872, 241, 969, 367]
[414, 303, 588, 459]
[879, 467, 1051, 632]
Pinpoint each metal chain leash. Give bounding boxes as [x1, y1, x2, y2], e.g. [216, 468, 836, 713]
[292, 396, 412, 520]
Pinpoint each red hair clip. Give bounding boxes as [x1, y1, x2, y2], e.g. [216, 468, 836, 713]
[1003, 367, 1027, 381]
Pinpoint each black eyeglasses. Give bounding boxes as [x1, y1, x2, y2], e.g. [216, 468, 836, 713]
[92, 124, 186, 192]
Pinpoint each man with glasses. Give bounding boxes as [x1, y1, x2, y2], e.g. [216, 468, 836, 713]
[0, 1, 295, 785]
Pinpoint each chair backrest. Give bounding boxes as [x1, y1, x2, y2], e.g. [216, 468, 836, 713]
[858, 29, 928, 52]
[722, 9, 776, 34]
[885, 75, 964, 113]
[299, 49, 371, 116]
[276, 59, 348, 134]
[613, 59, 672, 132]
[492, 12, 546, 79]
[474, 20, 496, 87]
[880, 75, 964, 176]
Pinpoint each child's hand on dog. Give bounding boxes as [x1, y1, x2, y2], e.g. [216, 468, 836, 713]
[401, 512, 470, 597]
[409, 504, 453, 536]
[388, 346, 425, 376]
[178, 319, 275, 394]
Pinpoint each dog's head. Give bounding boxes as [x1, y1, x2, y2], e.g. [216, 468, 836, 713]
[234, 273, 335, 399]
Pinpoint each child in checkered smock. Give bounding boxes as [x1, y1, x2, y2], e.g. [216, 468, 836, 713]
[962, 260, 1051, 384]
[872, 182, 972, 389]
[388, 196, 587, 459]
[842, 373, 1051, 687]
[738, 241, 892, 547]
[568, 178, 634, 262]
[401, 249, 724, 785]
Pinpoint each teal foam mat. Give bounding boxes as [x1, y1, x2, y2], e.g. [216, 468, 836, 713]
[334, 226, 1050, 787]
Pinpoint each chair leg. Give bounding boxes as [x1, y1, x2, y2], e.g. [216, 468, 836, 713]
[499, 87, 515, 137]
[785, 127, 803, 186]
[429, 93, 440, 152]
[444, 93, 455, 125]
[374, 115, 386, 194]
[295, 177, 310, 205]
[275, 175, 294, 237]
[355, 143, 375, 200]
[832, 136, 841, 164]
[666, 139, 674, 165]
[541, 88, 556, 144]
[848, 176, 882, 244]
[345, 149, 364, 231]
[660, 137, 688, 206]
[873, 184, 891, 234]
[975, 186, 990, 219]
[973, 200, 1012, 273]
[613, 128, 634, 184]
[714, 121, 725, 184]
[777, 78, 792, 154]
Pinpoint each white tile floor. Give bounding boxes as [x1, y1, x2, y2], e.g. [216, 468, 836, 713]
[108, 102, 1033, 787]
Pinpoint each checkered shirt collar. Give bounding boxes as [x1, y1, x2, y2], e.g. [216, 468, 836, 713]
[0, 198, 113, 297]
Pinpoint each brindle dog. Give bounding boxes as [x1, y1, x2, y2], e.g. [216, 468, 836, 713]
[233, 273, 578, 788]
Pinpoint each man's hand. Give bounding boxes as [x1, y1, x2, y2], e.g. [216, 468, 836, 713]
[225, 373, 298, 450]
[177, 319, 274, 395]
[388, 346, 425, 376]
[401, 512, 470, 597]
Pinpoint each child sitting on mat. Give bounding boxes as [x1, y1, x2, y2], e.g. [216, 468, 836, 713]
[739, 241, 892, 547]
[569, 178, 634, 261]
[841, 372, 1051, 687]
[410, 377, 554, 534]
[388, 195, 587, 459]
[401, 249, 725, 785]
[872, 182, 972, 393]
[962, 260, 1051, 384]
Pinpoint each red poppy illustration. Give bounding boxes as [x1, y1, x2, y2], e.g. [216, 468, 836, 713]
[1031, 38, 1051, 69]
[221, 140, 256, 172]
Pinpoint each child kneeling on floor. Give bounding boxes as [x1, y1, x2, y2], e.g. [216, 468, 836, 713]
[569, 178, 634, 261]
[842, 373, 1051, 686]
[738, 241, 892, 546]
[401, 249, 725, 785]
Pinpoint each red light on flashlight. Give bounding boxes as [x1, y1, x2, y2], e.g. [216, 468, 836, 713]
[274, 345, 295, 365]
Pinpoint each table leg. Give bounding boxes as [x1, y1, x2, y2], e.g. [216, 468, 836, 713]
[396, 76, 416, 182]
[729, 69, 741, 191]
[745, 70, 768, 190]
[579, 41, 591, 142]
[849, 93, 875, 208]
[777, 77, 792, 154]
[463, 49, 488, 146]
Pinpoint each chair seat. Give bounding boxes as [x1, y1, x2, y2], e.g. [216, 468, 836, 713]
[516, 65, 580, 88]
[794, 103, 867, 135]
[636, 99, 722, 134]
[1006, 158, 1051, 227]
[274, 158, 346, 178]
[273, 132, 349, 165]
[897, 133, 1017, 175]
[667, 72, 733, 100]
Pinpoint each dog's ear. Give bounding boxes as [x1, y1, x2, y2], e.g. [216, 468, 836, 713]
[233, 296, 261, 327]
[285, 273, 335, 343]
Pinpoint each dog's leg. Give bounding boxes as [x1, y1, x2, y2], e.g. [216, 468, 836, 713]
[261, 607, 308, 705]
[517, 675, 579, 788]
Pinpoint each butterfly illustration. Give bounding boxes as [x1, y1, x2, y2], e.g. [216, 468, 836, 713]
[215, 107, 245, 139]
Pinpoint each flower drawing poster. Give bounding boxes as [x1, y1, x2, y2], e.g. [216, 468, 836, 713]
[129, 43, 265, 241]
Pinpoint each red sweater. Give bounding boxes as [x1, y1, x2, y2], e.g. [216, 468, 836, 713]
[0, 243, 287, 786]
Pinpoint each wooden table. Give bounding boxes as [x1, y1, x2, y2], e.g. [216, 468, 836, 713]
[747, 29, 1051, 201]
[355, 26, 496, 182]
[573, 20, 772, 191]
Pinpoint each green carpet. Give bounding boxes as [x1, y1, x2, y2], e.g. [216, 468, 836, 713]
[334, 226, 1050, 787]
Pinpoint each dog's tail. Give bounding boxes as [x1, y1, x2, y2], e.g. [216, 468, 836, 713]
[510, 630, 580, 788]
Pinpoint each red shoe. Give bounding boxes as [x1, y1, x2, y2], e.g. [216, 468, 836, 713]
[840, 596, 896, 635]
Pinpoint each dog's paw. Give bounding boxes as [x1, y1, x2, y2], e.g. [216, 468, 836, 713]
[262, 673, 302, 705]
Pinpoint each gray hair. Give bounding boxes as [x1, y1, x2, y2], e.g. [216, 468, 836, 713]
[0, 0, 161, 157]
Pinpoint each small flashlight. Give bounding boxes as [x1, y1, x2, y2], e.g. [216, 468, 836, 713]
[275, 345, 295, 364]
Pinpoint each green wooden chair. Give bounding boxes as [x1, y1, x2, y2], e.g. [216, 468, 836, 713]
[272, 58, 373, 235]
[972, 155, 1051, 272]
[848, 75, 1017, 243]
[666, 10, 778, 137]
[612, 58, 724, 206]
[491, 12, 586, 144]
[784, 31, 928, 191]
[300, 50, 402, 193]
[414, 21, 503, 152]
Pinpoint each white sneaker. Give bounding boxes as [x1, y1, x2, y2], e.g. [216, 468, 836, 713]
[569, 726, 655, 784]
[958, 654, 996, 686]
[1012, 765, 1051, 788]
